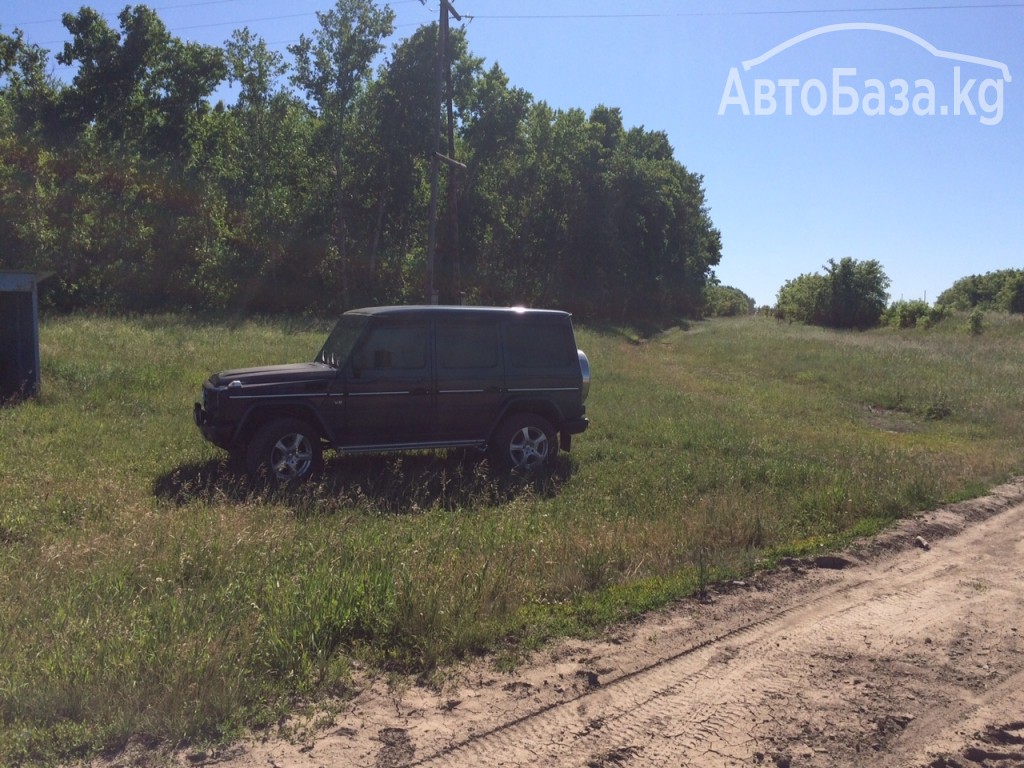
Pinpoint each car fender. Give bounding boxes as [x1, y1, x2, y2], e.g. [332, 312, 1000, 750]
[234, 401, 337, 448]
[488, 397, 566, 439]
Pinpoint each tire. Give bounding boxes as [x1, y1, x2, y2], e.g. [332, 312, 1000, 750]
[246, 418, 323, 483]
[490, 413, 557, 471]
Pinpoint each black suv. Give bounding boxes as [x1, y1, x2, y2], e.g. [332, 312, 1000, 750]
[194, 306, 591, 481]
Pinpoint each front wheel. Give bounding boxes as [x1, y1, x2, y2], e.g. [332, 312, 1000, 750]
[490, 413, 557, 471]
[246, 418, 323, 483]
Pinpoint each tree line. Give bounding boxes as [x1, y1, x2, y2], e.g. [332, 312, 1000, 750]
[936, 269, 1024, 314]
[0, 1, 722, 322]
[775, 260, 1024, 331]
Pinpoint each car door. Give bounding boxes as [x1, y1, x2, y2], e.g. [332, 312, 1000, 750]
[341, 318, 434, 447]
[434, 317, 505, 441]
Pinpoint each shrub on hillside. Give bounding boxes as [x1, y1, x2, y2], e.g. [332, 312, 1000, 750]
[776, 258, 890, 329]
[882, 300, 949, 329]
[705, 285, 755, 317]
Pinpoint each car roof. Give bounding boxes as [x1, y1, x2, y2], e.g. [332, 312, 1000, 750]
[344, 305, 571, 320]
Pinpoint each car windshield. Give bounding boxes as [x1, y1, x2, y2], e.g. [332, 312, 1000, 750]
[315, 315, 367, 368]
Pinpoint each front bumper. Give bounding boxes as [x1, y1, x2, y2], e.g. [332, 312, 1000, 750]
[194, 403, 234, 449]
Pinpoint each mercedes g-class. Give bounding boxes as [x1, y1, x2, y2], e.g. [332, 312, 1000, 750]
[194, 306, 591, 481]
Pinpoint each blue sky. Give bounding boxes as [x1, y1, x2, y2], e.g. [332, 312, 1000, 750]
[6, 0, 1022, 307]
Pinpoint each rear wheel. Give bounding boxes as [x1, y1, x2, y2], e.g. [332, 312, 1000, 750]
[491, 413, 557, 471]
[246, 418, 323, 483]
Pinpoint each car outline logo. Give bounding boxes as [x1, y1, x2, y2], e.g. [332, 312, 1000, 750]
[741, 22, 1011, 82]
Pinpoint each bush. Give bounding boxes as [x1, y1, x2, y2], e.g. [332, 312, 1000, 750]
[1007, 274, 1024, 314]
[923, 304, 951, 329]
[705, 285, 754, 317]
[775, 272, 827, 325]
[884, 300, 931, 329]
[968, 308, 985, 335]
[881, 301, 950, 330]
[776, 258, 890, 329]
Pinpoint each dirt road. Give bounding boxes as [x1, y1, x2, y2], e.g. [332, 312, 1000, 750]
[182, 481, 1024, 768]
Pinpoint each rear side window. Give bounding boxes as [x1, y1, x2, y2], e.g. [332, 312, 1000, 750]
[505, 322, 576, 368]
[437, 320, 501, 369]
[352, 324, 428, 371]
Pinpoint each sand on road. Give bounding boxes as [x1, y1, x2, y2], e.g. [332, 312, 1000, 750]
[142, 481, 1024, 768]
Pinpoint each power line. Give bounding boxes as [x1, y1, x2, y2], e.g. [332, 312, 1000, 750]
[459, 3, 1024, 21]
[173, 12, 317, 33]
[10, 0, 425, 29]
[16, 1, 1022, 48]
[12, 0, 247, 26]
[15, 0, 1022, 30]
[20, 2, 430, 48]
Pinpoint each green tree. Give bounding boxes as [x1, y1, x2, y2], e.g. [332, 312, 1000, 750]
[936, 269, 1024, 312]
[1, 9, 725, 322]
[57, 5, 225, 158]
[197, 28, 326, 311]
[776, 258, 889, 329]
[225, 27, 286, 110]
[825, 257, 889, 329]
[0, 28, 62, 272]
[776, 272, 828, 324]
[705, 285, 754, 317]
[460, 98, 721, 321]
[345, 25, 481, 304]
[36, 5, 228, 310]
[288, 0, 395, 309]
[1007, 273, 1024, 314]
[457, 66, 540, 305]
[0, 27, 59, 135]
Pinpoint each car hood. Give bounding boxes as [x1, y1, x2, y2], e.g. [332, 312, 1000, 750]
[209, 362, 336, 389]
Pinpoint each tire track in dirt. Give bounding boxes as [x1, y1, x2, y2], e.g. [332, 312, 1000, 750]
[408, 574, 874, 766]
[158, 481, 1024, 768]
[405, 484, 1024, 767]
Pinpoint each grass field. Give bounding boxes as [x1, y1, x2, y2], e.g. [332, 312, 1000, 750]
[2, 312, 1023, 764]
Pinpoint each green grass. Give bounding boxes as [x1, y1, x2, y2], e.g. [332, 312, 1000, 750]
[2, 312, 1023, 764]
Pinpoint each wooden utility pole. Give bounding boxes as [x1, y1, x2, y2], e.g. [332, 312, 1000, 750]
[424, 0, 463, 304]
[444, 3, 460, 298]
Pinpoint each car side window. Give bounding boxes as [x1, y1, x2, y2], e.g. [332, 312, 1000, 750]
[505, 322, 576, 368]
[352, 324, 428, 372]
[436, 320, 501, 370]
